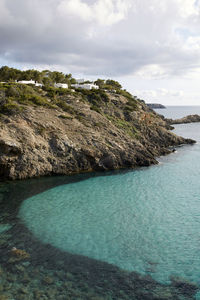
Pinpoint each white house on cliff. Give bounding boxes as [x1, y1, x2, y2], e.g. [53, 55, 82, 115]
[71, 83, 99, 90]
[54, 83, 68, 89]
[17, 80, 43, 87]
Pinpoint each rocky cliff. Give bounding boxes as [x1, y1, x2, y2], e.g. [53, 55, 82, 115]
[0, 83, 195, 180]
[167, 114, 200, 124]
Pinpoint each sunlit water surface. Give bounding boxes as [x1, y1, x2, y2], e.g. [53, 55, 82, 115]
[19, 108, 200, 289]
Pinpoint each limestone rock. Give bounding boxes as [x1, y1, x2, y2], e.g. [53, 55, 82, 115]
[0, 92, 195, 180]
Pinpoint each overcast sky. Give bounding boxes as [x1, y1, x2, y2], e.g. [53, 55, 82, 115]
[0, 0, 200, 105]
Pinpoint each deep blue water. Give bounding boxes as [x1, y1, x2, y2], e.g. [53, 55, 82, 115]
[18, 106, 200, 293]
[154, 105, 200, 119]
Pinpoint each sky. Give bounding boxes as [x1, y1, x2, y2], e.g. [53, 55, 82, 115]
[0, 0, 200, 105]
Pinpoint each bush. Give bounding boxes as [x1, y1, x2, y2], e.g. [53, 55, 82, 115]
[77, 89, 109, 108]
[30, 95, 50, 106]
[18, 94, 54, 108]
[90, 105, 101, 113]
[55, 100, 76, 115]
[105, 114, 138, 138]
[124, 101, 138, 112]
[0, 101, 23, 115]
[43, 86, 57, 98]
[43, 86, 73, 98]
[116, 89, 138, 112]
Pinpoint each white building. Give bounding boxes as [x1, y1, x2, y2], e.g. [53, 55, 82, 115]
[18, 80, 36, 85]
[17, 80, 43, 87]
[71, 83, 99, 90]
[35, 82, 43, 87]
[54, 83, 68, 89]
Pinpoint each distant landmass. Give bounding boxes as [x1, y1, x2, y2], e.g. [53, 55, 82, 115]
[147, 103, 166, 109]
[166, 114, 200, 125]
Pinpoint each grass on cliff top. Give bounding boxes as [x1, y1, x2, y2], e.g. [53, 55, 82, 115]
[0, 83, 139, 120]
[105, 114, 140, 139]
[75, 88, 109, 114]
[43, 86, 110, 115]
[0, 83, 76, 116]
[42, 85, 76, 99]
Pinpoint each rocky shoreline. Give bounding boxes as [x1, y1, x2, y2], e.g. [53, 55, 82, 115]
[0, 85, 195, 181]
[166, 114, 200, 125]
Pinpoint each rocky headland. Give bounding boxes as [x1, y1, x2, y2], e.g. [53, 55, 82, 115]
[147, 103, 166, 109]
[0, 81, 195, 181]
[166, 114, 200, 125]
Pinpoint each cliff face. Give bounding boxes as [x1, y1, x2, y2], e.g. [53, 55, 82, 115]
[0, 88, 194, 180]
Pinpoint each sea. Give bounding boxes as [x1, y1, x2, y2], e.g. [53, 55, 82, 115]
[1, 106, 200, 299]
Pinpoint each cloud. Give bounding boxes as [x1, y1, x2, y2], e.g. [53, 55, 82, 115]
[157, 88, 184, 97]
[58, 0, 92, 22]
[0, 0, 200, 78]
[57, 0, 131, 25]
[135, 88, 184, 100]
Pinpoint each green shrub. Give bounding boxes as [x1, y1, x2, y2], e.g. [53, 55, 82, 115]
[43, 86, 57, 98]
[0, 101, 23, 115]
[124, 101, 138, 112]
[90, 105, 101, 113]
[17, 93, 55, 108]
[6, 85, 21, 97]
[56, 88, 72, 96]
[116, 89, 138, 112]
[55, 100, 76, 115]
[77, 89, 109, 105]
[43, 86, 73, 98]
[117, 89, 137, 102]
[30, 95, 50, 106]
[105, 114, 138, 138]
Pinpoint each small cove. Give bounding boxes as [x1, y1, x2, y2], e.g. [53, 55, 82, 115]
[18, 130, 200, 285]
[1, 106, 200, 299]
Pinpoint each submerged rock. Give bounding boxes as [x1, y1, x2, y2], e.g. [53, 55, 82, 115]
[171, 276, 199, 297]
[0, 224, 11, 234]
[9, 247, 30, 263]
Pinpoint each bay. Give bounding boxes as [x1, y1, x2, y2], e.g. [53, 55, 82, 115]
[1, 105, 200, 299]
[19, 107, 200, 287]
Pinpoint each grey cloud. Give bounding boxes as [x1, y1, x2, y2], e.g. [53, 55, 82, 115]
[0, 0, 200, 77]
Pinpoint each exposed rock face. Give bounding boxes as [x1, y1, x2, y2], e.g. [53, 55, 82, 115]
[0, 92, 195, 180]
[167, 114, 200, 124]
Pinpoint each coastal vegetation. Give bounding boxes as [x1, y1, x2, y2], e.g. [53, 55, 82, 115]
[0, 67, 198, 300]
[0, 66, 73, 86]
[0, 66, 195, 181]
[0, 66, 138, 117]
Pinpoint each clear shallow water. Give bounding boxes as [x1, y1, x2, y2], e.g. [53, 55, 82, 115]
[19, 116, 200, 287]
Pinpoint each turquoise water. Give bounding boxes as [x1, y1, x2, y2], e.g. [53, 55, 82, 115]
[19, 120, 200, 287]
